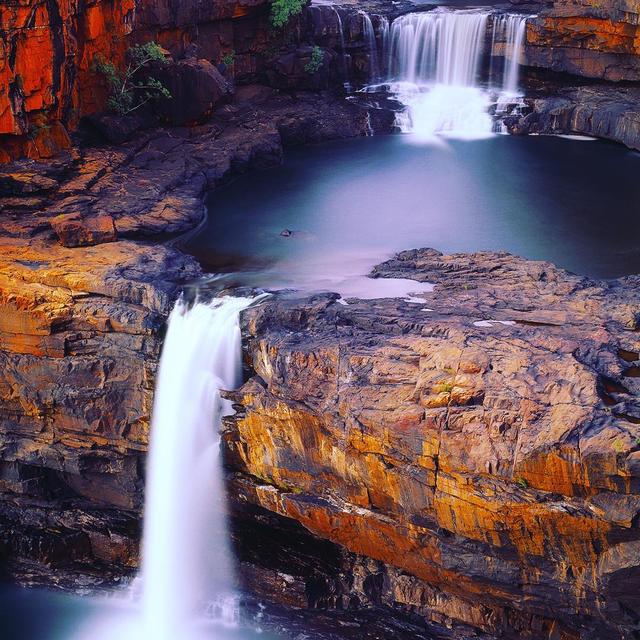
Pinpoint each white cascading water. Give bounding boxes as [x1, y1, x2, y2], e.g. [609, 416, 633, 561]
[493, 14, 528, 94]
[387, 9, 492, 140]
[332, 6, 351, 91]
[380, 9, 529, 140]
[360, 11, 380, 82]
[379, 15, 390, 78]
[140, 295, 262, 639]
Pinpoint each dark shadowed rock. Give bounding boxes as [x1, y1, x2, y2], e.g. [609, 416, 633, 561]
[84, 112, 157, 145]
[507, 85, 640, 150]
[154, 59, 232, 126]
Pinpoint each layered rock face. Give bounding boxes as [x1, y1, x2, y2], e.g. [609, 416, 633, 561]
[525, 0, 640, 80]
[506, 84, 640, 149]
[0, 0, 272, 161]
[0, 90, 380, 584]
[227, 249, 640, 639]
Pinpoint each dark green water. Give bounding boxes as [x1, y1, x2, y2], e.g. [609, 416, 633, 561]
[185, 133, 640, 281]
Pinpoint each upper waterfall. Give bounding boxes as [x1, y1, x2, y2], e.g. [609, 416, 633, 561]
[373, 8, 530, 140]
[388, 10, 489, 87]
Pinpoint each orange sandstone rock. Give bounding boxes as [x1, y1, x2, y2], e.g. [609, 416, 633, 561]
[226, 249, 640, 638]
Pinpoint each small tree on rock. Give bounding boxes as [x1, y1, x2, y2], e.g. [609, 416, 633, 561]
[94, 42, 172, 116]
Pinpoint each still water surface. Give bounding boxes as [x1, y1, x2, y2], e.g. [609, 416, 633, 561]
[186, 134, 640, 281]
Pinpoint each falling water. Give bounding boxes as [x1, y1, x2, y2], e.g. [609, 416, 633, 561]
[382, 9, 530, 140]
[502, 15, 527, 95]
[491, 13, 529, 127]
[140, 295, 262, 639]
[332, 6, 351, 91]
[387, 9, 492, 139]
[360, 11, 380, 82]
[388, 10, 488, 85]
[379, 16, 390, 78]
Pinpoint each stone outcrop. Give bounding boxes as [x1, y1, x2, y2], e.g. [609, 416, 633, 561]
[0, 89, 383, 584]
[0, 0, 273, 161]
[226, 248, 640, 639]
[525, 0, 640, 80]
[506, 84, 640, 149]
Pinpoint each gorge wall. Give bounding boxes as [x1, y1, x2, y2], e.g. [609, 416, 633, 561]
[526, 0, 640, 81]
[227, 249, 640, 640]
[3, 0, 640, 160]
[0, 0, 274, 160]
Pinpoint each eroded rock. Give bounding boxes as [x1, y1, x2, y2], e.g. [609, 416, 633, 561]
[225, 248, 640, 639]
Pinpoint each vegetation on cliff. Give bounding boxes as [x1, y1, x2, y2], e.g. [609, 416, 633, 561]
[94, 42, 172, 116]
[270, 0, 306, 28]
[304, 46, 325, 74]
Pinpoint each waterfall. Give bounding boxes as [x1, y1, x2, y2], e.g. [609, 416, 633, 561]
[386, 9, 492, 139]
[140, 295, 261, 639]
[388, 10, 488, 87]
[332, 6, 351, 91]
[381, 9, 530, 140]
[502, 15, 527, 95]
[379, 15, 390, 80]
[360, 11, 379, 82]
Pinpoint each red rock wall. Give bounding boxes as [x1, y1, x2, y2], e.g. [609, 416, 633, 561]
[0, 0, 269, 162]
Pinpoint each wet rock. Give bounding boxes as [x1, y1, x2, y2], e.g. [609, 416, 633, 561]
[508, 85, 640, 149]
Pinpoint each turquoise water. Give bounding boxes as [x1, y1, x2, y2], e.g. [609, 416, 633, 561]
[186, 134, 640, 280]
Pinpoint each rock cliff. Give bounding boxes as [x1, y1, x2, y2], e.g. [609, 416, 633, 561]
[226, 249, 640, 639]
[0, 0, 272, 161]
[526, 0, 640, 80]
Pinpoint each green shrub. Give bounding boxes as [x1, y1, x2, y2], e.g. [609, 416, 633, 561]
[221, 50, 236, 67]
[94, 42, 171, 116]
[270, 0, 306, 28]
[613, 438, 625, 454]
[516, 477, 529, 490]
[434, 380, 454, 394]
[304, 46, 324, 74]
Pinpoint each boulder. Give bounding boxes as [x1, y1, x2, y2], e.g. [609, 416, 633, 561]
[51, 213, 117, 247]
[153, 58, 232, 126]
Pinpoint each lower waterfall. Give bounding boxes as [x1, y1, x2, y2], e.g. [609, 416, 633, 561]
[80, 295, 264, 640]
[141, 296, 259, 638]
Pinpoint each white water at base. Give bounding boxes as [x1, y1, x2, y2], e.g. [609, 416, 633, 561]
[140, 296, 261, 639]
[380, 9, 530, 140]
[393, 83, 492, 141]
[386, 9, 492, 139]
